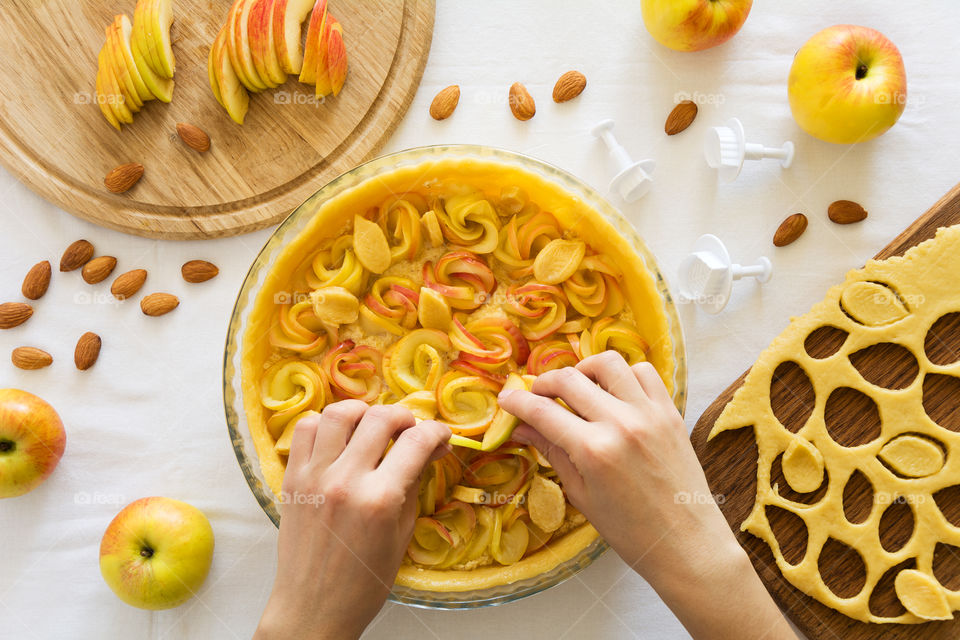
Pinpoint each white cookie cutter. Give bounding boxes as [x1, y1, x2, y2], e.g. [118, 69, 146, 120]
[704, 118, 794, 182]
[678, 234, 772, 314]
[591, 119, 656, 202]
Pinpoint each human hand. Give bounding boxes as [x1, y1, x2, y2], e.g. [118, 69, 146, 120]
[255, 401, 450, 640]
[498, 352, 795, 640]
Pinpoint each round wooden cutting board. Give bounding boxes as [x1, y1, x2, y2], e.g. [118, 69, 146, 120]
[0, 0, 434, 239]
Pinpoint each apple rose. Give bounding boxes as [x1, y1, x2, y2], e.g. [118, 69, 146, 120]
[378, 197, 424, 263]
[525, 340, 580, 375]
[408, 501, 478, 567]
[268, 299, 335, 357]
[306, 235, 368, 295]
[562, 254, 625, 318]
[505, 282, 568, 341]
[578, 317, 650, 365]
[493, 210, 562, 279]
[358, 276, 420, 336]
[260, 358, 329, 439]
[423, 251, 497, 311]
[490, 506, 530, 565]
[321, 340, 383, 402]
[382, 329, 451, 396]
[436, 371, 501, 435]
[434, 193, 501, 254]
[449, 315, 530, 373]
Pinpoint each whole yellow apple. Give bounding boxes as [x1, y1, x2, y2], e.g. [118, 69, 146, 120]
[99, 497, 215, 610]
[788, 25, 906, 144]
[641, 0, 753, 52]
[0, 388, 66, 499]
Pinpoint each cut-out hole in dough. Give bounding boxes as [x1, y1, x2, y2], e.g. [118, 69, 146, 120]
[924, 312, 960, 367]
[765, 505, 808, 566]
[849, 342, 919, 391]
[933, 485, 960, 527]
[923, 373, 960, 433]
[840, 281, 909, 327]
[878, 433, 946, 478]
[769, 361, 816, 434]
[933, 542, 960, 592]
[804, 325, 848, 360]
[771, 453, 828, 505]
[878, 498, 915, 553]
[818, 537, 867, 599]
[869, 559, 916, 619]
[824, 387, 882, 447]
[842, 469, 874, 524]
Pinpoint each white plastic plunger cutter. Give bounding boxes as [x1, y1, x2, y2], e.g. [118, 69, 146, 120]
[590, 119, 655, 202]
[704, 118, 795, 182]
[677, 234, 772, 314]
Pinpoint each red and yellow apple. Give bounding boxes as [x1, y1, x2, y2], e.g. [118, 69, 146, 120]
[641, 0, 753, 52]
[99, 497, 215, 610]
[0, 389, 66, 499]
[788, 25, 906, 144]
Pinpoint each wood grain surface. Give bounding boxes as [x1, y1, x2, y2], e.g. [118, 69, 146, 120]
[0, 0, 434, 239]
[691, 182, 960, 639]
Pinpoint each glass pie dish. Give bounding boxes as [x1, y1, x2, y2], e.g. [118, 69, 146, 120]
[223, 145, 687, 609]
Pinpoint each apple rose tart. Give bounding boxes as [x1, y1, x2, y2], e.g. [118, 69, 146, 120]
[241, 158, 678, 592]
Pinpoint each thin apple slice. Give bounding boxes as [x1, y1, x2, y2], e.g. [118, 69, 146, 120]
[227, 0, 266, 91]
[234, 0, 273, 91]
[131, 12, 174, 102]
[144, 0, 175, 78]
[106, 23, 143, 111]
[313, 12, 333, 95]
[480, 373, 528, 451]
[325, 15, 346, 96]
[132, 0, 161, 80]
[100, 49, 134, 124]
[95, 54, 121, 130]
[208, 30, 224, 107]
[213, 25, 251, 124]
[298, 0, 326, 84]
[273, 0, 315, 74]
[113, 16, 152, 103]
[249, 0, 287, 86]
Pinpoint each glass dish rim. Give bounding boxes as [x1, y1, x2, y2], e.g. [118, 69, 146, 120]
[222, 144, 687, 609]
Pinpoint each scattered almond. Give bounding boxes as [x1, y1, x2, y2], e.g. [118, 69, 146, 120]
[141, 292, 179, 317]
[773, 213, 808, 247]
[111, 269, 148, 300]
[104, 162, 144, 194]
[60, 240, 95, 272]
[429, 85, 460, 120]
[181, 260, 219, 283]
[176, 123, 211, 153]
[509, 82, 536, 121]
[0, 302, 33, 330]
[74, 332, 101, 370]
[82, 256, 118, 284]
[21, 261, 52, 300]
[11, 347, 53, 370]
[828, 200, 868, 224]
[552, 70, 586, 103]
[665, 100, 698, 135]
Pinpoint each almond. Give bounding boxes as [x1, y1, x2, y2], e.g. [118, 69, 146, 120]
[74, 332, 101, 370]
[176, 123, 211, 153]
[181, 260, 219, 283]
[60, 239, 95, 272]
[104, 162, 144, 194]
[828, 200, 868, 224]
[111, 269, 148, 300]
[552, 70, 586, 103]
[0, 302, 33, 329]
[11, 347, 53, 370]
[509, 82, 536, 121]
[82, 256, 118, 284]
[21, 261, 52, 300]
[141, 292, 179, 317]
[665, 100, 698, 135]
[773, 213, 808, 247]
[429, 85, 460, 120]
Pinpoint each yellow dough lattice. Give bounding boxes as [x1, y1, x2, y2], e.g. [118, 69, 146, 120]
[711, 225, 960, 623]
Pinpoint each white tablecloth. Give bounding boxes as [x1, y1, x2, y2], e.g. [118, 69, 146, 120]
[2, 1, 959, 638]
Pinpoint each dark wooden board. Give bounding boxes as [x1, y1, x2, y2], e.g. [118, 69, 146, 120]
[691, 182, 960, 639]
